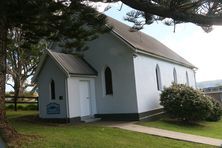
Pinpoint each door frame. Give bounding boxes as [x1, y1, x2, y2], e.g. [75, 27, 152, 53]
[79, 78, 96, 118]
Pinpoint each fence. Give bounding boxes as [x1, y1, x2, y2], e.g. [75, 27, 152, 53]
[5, 95, 39, 111]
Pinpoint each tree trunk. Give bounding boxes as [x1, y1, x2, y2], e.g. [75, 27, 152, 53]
[13, 77, 26, 111]
[0, 25, 18, 144]
[13, 82, 20, 111]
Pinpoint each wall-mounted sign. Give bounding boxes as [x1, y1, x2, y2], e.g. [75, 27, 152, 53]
[47, 103, 60, 114]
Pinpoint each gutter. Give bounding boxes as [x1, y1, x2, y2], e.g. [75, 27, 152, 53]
[135, 49, 196, 69]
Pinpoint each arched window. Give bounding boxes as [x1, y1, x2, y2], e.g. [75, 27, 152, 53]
[155, 65, 162, 91]
[173, 68, 177, 84]
[186, 71, 189, 86]
[105, 67, 113, 95]
[50, 80, 55, 100]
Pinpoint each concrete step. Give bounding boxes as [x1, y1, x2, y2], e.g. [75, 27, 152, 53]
[81, 115, 101, 123]
[82, 117, 101, 123]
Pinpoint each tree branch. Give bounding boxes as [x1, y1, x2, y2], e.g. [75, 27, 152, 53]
[6, 83, 14, 90]
[92, 0, 222, 26]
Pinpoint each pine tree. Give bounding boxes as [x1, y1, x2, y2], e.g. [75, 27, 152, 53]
[0, 0, 107, 144]
[93, 0, 222, 31]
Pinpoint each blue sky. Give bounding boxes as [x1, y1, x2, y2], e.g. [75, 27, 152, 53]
[93, 2, 222, 82]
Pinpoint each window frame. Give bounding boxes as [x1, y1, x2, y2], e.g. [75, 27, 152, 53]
[104, 66, 113, 95]
[173, 68, 177, 84]
[155, 64, 162, 91]
[50, 79, 56, 100]
[186, 71, 189, 86]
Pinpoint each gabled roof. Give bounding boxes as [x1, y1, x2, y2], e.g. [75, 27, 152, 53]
[107, 17, 195, 68]
[49, 50, 97, 75]
[32, 49, 97, 82]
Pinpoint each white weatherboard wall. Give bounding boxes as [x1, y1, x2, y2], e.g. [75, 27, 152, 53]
[37, 57, 67, 118]
[67, 77, 97, 118]
[133, 53, 196, 113]
[84, 33, 138, 114]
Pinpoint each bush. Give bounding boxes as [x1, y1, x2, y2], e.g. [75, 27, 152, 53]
[17, 105, 24, 110]
[6, 104, 38, 111]
[160, 83, 213, 122]
[206, 97, 222, 121]
[6, 104, 14, 110]
[25, 104, 38, 110]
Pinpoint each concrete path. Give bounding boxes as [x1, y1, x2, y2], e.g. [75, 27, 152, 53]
[106, 122, 222, 147]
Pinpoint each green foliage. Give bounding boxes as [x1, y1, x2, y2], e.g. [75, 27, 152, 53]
[5, 91, 14, 96]
[3, 0, 108, 102]
[206, 97, 222, 121]
[25, 104, 38, 110]
[1, 0, 108, 51]
[6, 43, 43, 97]
[6, 104, 38, 111]
[5, 91, 38, 97]
[118, 0, 222, 32]
[6, 104, 14, 110]
[160, 84, 213, 122]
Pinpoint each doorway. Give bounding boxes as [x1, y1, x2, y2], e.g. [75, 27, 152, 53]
[79, 80, 92, 117]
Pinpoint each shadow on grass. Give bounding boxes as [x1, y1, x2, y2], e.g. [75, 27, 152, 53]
[159, 118, 206, 128]
[12, 114, 69, 127]
[8, 112, 91, 128]
[142, 113, 207, 128]
[7, 133, 42, 148]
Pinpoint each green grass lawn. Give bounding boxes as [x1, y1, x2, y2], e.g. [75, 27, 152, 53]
[139, 116, 222, 140]
[6, 111, 214, 148]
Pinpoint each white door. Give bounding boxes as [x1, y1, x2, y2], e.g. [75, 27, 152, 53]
[79, 80, 91, 117]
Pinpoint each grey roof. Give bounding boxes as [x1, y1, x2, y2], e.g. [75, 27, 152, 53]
[48, 50, 97, 76]
[32, 49, 97, 82]
[107, 17, 195, 68]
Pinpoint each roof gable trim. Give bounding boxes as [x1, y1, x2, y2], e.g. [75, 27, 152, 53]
[32, 49, 70, 83]
[47, 50, 70, 76]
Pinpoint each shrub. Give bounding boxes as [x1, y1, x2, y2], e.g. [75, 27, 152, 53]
[160, 83, 213, 122]
[25, 104, 38, 110]
[206, 97, 222, 121]
[17, 105, 25, 110]
[5, 104, 38, 111]
[6, 104, 14, 110]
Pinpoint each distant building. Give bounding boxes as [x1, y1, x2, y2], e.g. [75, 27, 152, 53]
[197, 80, 222, 102]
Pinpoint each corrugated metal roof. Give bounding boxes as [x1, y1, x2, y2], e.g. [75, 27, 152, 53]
[107, 17, 195, 68]
[48, 50, 97, 76]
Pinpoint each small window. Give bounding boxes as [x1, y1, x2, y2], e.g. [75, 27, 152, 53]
[173, 68, 177, 84]
[105, 67, 113, 95]
[156, 65, 162, 91]
[186, 71, 189, 86]
[50, 80, 55, 100]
